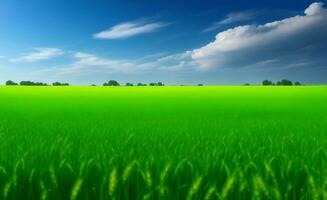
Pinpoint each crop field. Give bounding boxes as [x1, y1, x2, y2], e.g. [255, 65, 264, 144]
[0, 86, 327, 200]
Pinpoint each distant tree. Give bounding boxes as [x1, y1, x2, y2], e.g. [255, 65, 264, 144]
[137, 83, 147, 86]
[278, 79, 293, 86]
[262, 80, 273, 86]
[103, 80, 120, 86]
[20, 81, 30, 86]
[109, 80, 120, 86]
[149, 82, 164, 86]
[52, 82, 69, 86]
[276, 79, 293, 86]
[197, 84, 203, 86]
[20, 81, 47, 86]
[244, 83, 250, 86]
[295, 82, 302, 86]
[91, 84, 97, 86]
[36, 82, 47, 86]
[125, 83, 134, 86]
[283, 79, 293, 85]
[5, 80, 18, 86]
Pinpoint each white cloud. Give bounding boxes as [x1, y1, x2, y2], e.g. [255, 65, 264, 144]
[61, 52, 140, 74]
[94, 20, 169, 39]
[10, 48, 64, 62]
[49, 51, 171, 76]
[157, 52, 190, 62]
[159, 60, 196, 72]
[29, 50, 196, 79]
[192, 2, 327, 70]
[68, 51, 195, 73]
[204, 11, 256, 32]
[305, 2, 325, 15]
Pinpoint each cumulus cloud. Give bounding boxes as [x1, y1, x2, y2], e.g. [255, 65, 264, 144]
[204, 10, 256, 32]
[305, 2, 325, 15]
[191, 2, 327, 70]
[10, 48, 64, 62]
[94, 20, 169, 39]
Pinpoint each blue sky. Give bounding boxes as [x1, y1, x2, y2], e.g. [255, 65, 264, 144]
[0, 0, 326, 85]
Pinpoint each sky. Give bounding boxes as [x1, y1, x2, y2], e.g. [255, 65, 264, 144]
[0, 0, 326, 85]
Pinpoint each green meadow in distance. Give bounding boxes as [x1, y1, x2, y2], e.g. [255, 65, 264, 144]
[0, 86, 327, 200]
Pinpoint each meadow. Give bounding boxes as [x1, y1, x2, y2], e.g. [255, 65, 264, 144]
[0, 86, 327, 200]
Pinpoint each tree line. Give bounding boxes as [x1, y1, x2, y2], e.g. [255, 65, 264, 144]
[5, 80, 70, 86]
[4, 79, 304, 86]
[102, 80, 166, 86]
[4, 80, 170, 86]
[262, 79, 302, 86]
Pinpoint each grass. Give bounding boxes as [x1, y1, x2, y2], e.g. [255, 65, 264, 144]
[0, 86, 327, 200]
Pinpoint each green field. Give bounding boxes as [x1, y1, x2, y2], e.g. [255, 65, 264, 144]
[0, 86, 327, 200]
